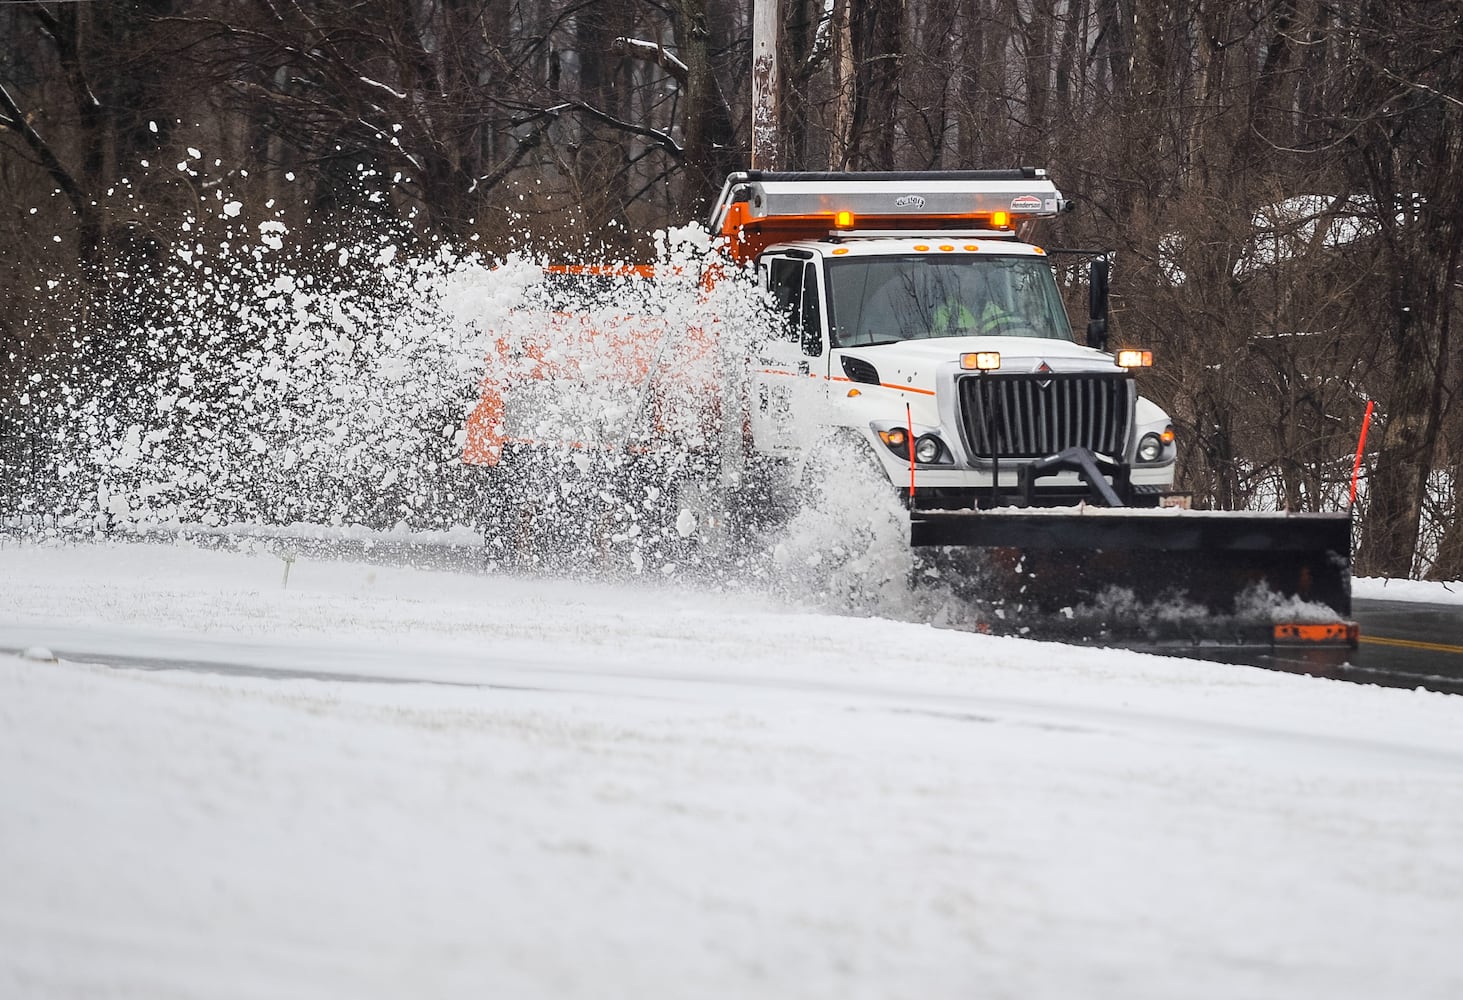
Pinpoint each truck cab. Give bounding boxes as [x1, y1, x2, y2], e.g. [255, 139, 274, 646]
[710, 169, 1177, 508]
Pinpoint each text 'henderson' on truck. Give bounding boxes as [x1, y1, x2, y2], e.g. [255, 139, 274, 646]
[464, 168, 1357, 652]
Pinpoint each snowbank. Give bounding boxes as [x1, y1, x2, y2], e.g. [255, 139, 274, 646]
[1355, 576, 1463, 605]
[2, 542, 1462, 999]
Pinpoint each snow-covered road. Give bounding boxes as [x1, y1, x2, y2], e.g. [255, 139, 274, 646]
[4, 541, 1463, 998]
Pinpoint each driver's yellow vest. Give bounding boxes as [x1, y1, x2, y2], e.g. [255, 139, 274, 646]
[933, 301, 976, 332]
[934, 300, 1007, 334]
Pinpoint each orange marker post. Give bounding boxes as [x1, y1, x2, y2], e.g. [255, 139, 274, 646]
[1350, 400, 1374, 508]
[906, 402, 916, 503]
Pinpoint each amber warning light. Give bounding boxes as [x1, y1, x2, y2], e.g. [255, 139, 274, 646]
[1117, 349, 1154, 368]
[961, 352, 1001, 371]
[834, 210, 855, 229]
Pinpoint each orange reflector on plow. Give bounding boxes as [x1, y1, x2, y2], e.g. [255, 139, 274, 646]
[1273, 623, 1359, 646]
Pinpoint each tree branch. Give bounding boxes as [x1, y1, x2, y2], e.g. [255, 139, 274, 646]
[510, 100, 684, 159]
[0, 82, 86, 219]
[613, 37, 689, 84]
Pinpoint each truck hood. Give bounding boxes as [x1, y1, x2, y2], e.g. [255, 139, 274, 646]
[839, 336, 1121, 386]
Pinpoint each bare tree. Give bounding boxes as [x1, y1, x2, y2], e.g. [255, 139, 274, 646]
[3, 0, 1461, 577]
[1333, 1, 1463, 576]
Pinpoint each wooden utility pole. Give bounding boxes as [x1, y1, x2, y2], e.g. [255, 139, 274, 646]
[750, 0, 780, 169]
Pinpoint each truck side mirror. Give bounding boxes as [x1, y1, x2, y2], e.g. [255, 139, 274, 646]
[1087, 258, 1109, 351]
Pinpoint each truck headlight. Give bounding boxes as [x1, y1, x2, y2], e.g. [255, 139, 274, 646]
[876, 423, 953, 464]
[1136, 425, 1174, 463]
[1137, 433, 1161, 462]
[914, 435, 944, 464]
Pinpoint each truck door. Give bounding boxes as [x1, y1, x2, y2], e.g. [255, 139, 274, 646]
[752, 253, 826, 455]
[798, 256, 832, 422]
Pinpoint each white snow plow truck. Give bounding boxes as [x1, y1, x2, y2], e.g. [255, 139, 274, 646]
[466, 168, 1357, 655]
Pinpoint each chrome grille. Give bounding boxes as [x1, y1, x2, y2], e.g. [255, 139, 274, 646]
[957, 372, 1132, 459]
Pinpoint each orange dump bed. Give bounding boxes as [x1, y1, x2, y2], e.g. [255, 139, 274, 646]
[462, 267, 720, 467]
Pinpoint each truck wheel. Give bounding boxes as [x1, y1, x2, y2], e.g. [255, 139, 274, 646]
[799, 435, 890, 506]
[775, 435, 912, 614]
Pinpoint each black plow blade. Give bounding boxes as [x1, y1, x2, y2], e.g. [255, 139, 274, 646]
[911, 508, 1355, 652]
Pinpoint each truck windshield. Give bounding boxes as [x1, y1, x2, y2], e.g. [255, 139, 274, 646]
[827, 255, 1073, 347]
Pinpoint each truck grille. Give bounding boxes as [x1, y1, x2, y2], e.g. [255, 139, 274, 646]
[957, 372, 1133, 459]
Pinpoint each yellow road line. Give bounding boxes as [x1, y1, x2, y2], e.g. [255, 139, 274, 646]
[1360, 634, 1463, 656]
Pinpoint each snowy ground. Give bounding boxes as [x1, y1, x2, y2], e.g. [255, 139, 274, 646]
[3, 540, 1463, 999]
[1355, 576, 1463, 604]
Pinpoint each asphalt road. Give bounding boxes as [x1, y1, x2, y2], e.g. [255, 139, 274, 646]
[1009, 597, 1463, 694]
[6, 597, 1459, 697]
[11, 527, 1462, 694]
[1345, 598, 1463, 694]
